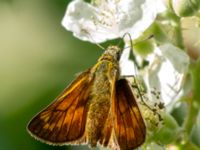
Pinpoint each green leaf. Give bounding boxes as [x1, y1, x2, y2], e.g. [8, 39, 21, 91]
[152, 113, 180, 145]
[133, 40, 154, 57]
[150, 22, 170, 44]
[190, 111, 200, 147]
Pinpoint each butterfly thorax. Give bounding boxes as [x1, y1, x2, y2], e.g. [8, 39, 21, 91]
[86, 46, 121, 147]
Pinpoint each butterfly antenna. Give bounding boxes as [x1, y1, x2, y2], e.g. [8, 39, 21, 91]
[117, 33, 133, 49]
[121, 33, 140, 70]
[81, 29, 105, 50]
[122, 33, 154, 70]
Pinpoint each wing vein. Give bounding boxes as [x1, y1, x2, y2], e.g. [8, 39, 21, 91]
[66, 84, 89, 138]
[117, 96, 128, 150]
[48, 112, 62, 139]
[127, 97, 145, 137]
[56, 111, 67, 140]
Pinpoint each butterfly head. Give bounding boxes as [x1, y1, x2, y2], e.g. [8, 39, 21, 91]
[100, 46, 122, 62]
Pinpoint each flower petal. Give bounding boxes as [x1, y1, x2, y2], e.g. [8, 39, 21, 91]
[145, 44, 189, 105]
[62, 0, 166, 43]
[119, 47, 136, 76]
[129, 0, 166, 40]
[159, 44, 189, 73]
[62, 0, 119, 43]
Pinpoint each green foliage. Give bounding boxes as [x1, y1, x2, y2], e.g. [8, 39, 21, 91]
[133, 40, 154, 57]
[153, 113, 180, 145]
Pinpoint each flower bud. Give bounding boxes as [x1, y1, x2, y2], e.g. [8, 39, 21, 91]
[172, 0, 200, 17]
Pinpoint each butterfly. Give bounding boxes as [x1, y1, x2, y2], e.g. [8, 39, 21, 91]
[27, 45, 146, 150]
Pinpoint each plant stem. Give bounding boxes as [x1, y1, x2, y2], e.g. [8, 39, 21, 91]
[183, 62, 200, 139]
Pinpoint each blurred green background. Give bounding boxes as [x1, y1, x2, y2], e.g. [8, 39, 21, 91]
[0, 0, 101, 149]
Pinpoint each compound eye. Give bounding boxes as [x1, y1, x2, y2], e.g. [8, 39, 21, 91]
[116, 51, 121, 61]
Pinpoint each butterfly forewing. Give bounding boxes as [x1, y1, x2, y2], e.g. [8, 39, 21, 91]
[27, 69, 94, 144]
[112, 79, 146, 150]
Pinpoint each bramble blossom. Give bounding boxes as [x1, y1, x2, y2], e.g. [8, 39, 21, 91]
[62, 0, 166, 43]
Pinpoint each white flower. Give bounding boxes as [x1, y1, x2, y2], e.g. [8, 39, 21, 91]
[144, 44, 189, 106]
[119, 47, 136, 76]
[62, 0, 166, 43]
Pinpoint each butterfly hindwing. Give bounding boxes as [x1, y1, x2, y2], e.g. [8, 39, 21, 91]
[27, 69, 94, 144]
[112, 79, 146, 150]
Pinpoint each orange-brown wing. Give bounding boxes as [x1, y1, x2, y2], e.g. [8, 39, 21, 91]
[27, 69, 94, 145]
[99, 111, 113, 147]
[112, 79, 146, 150]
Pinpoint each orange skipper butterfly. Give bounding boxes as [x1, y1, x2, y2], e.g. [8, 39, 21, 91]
[27, 45, 146, 150]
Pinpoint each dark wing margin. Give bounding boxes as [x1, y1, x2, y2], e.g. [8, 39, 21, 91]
[112, 79, 146, 150]
[27, 69, 94, 145]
